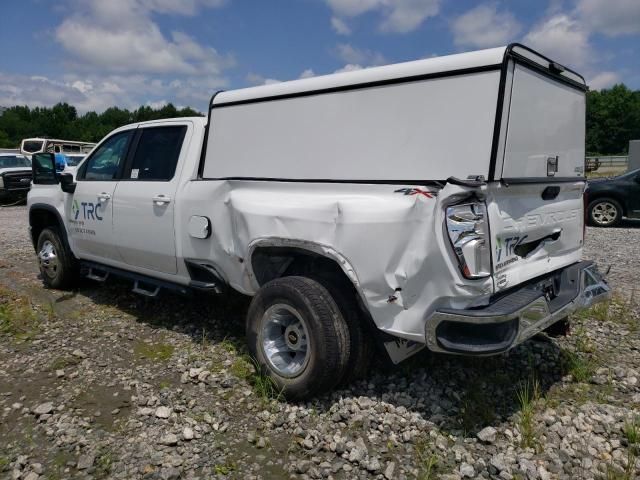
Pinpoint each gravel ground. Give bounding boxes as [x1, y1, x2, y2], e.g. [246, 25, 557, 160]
[0, 205, 639, 480]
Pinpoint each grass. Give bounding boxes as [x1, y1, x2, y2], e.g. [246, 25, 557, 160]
[230, 355, 283, 402]
[50, 355, 81, 371]
[0, 457, 9, 472]
[624, 416, 639, 446]
[133, 341, 174, 362]
[0, 287, 40, 340]
[414, 438, 441, 480]
[94, 450, 114, 479]
[457, 379, 496, 435]
[213, 461, 237, 475]
[574, 295, 638, 333]
[516, 376, 541, 451]
[561, 350, 598, 383]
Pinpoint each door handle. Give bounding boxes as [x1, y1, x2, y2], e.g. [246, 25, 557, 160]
[98, 192, 111, 201]
[152, 195, 171, 205]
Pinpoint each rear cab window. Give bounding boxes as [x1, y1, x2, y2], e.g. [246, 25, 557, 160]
[124, 126, 187, 182]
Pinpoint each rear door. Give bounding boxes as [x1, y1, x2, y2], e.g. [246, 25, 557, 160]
[489, 60, 587, 291]
[112, 122, 189, 274]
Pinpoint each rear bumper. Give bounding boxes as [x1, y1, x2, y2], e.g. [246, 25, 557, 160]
[425, 261, 610, 355]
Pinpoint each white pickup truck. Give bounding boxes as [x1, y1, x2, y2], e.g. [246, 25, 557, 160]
[28, 44, 610, 399]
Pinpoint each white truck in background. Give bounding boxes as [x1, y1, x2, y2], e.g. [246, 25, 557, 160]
[28, 44, 609, 399]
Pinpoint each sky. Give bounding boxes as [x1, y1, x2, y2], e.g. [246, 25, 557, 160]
[0, 0, 639, 114]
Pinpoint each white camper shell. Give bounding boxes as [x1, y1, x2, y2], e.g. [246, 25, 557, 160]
[28, 44, 609, 399]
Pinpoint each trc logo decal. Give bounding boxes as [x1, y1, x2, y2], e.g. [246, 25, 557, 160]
[72, 199, 103, 221]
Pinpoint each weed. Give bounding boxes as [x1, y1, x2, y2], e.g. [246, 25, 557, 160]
[94, 450, 114, 479]
[415, 438, 440, 480]
[0, 288, 40, 340]
[561, 350, 597, 383]
[231, 355, 283, 403]
[214, 461, 236, 475]
[623, 416, 639, 445]
[158, 381, 171, 390]
[219, 337, 238, 354]
[133, 341, 174, 362]
[50, 355, 81, 371]
[0, 457, 9, 472]
[516, 376, 540, 450]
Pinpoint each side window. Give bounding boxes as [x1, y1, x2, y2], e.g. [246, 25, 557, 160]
[126, 126, 187, 181]
[80, 131, 132, 181]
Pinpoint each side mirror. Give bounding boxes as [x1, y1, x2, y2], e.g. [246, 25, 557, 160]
[32, 153, 58, 185]
[59, 172, 77, 194]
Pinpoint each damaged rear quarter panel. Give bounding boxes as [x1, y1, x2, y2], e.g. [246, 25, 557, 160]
[178, 181, 494, 343]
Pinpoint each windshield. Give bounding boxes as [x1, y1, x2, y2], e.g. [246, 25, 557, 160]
[22, 141, 44, 153]
[0, 155, 31, 168]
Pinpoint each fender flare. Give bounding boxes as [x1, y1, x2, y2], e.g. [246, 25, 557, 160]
[29, 203, 73, 255]
[246, 237, 365, 300]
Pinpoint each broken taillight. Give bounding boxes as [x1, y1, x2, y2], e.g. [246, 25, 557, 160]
[445, 202, 491, 279]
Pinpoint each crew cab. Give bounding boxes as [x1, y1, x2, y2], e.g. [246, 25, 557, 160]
[28, 44, 610, 399]
[0, 152, 32, 201]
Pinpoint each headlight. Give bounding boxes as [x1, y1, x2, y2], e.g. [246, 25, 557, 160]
[445, 202, 491, 279]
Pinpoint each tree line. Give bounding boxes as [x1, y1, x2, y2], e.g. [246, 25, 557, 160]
[0, 103, 202, 149]
[1, 84, 639, 155]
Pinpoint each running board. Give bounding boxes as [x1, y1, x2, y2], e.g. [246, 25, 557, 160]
[86, 267, 109, 282]
[80, 261, 191, 297]
[132, 281, 161, 298]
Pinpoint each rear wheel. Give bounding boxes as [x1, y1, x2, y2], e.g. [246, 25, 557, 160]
[588, 198, 622, 227]
[246, 276, 350, 399]
[37, 227, 78, 289]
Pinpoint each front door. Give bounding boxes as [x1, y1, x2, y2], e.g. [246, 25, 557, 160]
[68, 130, 134, 262]
[112, 123, 189, 275]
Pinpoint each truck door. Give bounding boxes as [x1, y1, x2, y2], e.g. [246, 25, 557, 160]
[112, 123, 189, 275]
[69, 130, 134, 262]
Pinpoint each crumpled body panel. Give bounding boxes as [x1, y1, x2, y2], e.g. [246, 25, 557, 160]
[178, 180, 494, 343]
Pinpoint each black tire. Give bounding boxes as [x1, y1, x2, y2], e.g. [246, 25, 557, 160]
[588, 198, 623, 227]
[246, 276, 350, 400]
[36, 227, 78, 289]
[308, 273, 372, 386]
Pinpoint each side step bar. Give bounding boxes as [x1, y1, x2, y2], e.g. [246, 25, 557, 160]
[80, 261, 191, 297]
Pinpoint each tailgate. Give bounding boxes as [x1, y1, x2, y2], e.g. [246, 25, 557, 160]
[486, 181, 585, 291]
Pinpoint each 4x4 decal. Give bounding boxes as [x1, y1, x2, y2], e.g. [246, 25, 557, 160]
[394, 187, 434, 198]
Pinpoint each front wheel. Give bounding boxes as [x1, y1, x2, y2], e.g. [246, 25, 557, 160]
[246, 276, 350, 400]
[37, 227, 78, 289]
[588, 198, 622, 227]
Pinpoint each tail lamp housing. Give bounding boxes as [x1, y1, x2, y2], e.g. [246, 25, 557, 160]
[445, 202, 491, 279]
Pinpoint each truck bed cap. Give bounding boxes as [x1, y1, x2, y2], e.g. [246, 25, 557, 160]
[213, 44, 586, 108]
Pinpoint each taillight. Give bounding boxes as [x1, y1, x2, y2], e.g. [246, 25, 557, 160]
[445, 202, 491, 279]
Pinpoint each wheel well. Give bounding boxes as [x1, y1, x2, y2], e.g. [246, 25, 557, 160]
[29, 208, 63, 251]
[588, 194, 626, 216]
[251, 246, 366, 310]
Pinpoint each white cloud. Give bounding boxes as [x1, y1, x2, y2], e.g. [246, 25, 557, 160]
[299, 69, 316, 79]
[326, 0, 441, 33]
[336, 43, 386, 66]
[452, 3, 521, 48]
[524, 14, 590, 69]
[588, 71, 620, 90]
[333, 64, 364, 73]
[331, 16, 352, 35]
[246, 73, 281, 86]
[576, 0, 640, 36]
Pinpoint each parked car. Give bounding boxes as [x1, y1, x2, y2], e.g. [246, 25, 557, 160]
[585, 157, 600, 172]
[27, 44, 610, 399]
[0, 153, 32, 202]
[586, 168, 640, 227]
